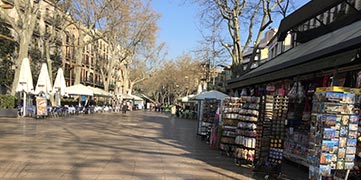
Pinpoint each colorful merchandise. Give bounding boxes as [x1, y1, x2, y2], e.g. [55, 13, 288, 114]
[308, 87, 359, 180]
[221, 96, 263, 164]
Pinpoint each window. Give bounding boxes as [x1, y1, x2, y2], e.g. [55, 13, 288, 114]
[81, 70, 85, 80]
[330, 7, 336, 22]
[356, 0, 361, 10]
[66, 34, 70, 44]
[89, 73, 93, 82]
[275, 44, 279, 55]
[291, 33, 297, 48]
[325, 10, 331, 24]
[319, 13, 324, 25]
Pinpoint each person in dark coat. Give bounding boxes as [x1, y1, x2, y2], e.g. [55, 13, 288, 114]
[122, 102, 128, 114]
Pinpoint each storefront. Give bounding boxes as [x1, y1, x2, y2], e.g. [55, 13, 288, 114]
[225, 7, 361, 179]
[193, 90, 228, 147]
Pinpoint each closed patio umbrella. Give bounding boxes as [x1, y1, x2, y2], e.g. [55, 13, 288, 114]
[35, 63, 52, 98]
[15, 58, 34, 116]
[53, 68, 67, 106]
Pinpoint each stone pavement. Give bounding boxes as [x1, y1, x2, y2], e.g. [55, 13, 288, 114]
[0, 111, 307, 180]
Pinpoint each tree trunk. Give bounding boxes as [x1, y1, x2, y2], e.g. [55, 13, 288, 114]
[104, 80, 109, 92]
[74, 46, 83, 85]
[153, 92, 159, 104]
[103, 49, 116, 92]
[11, 33, 31, 95]
[128, 82, 134, 95]
[161, 94, 165, 104]
[45, 41, 53, 82]
[123, 67, 130, 94]
[234, 16, 241, 64]
[74, 33, 85, 85]
[45, 40, 56, 106]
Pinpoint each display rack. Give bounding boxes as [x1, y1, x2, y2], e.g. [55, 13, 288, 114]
[221, 96, 266, 166]
[221, 97, 242, 156]
[234, 96, 261, 164]
[254, 95, 273, 167]
[199, 99, 220, 142]
[308, 87, 360, 180]
[267, 96, 289, 170]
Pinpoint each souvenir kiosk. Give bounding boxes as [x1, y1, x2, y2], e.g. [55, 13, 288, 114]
[194, 90, 228, 146]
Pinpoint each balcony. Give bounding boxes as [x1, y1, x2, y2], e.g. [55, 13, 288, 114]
[44, 15, 54, 25]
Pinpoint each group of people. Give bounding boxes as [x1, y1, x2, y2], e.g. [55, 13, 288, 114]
[146, 103, 169, 112]
[111, 97, 136, 114]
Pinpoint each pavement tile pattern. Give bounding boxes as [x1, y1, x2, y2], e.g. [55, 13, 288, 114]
[0, 111, 307, 180]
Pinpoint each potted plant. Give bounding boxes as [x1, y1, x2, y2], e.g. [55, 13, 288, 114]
[0, 94, 18, 117]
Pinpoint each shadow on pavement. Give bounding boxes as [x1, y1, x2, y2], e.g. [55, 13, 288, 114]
[0, 111, 309, 180]
[140, 111, 309, 180]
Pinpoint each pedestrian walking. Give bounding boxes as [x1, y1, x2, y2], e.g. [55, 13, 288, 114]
[122, 103, 128, 114]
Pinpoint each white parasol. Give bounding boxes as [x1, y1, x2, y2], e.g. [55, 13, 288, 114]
[53, 68, 67, 96]
[15, 58, 34, 116]
[192, 90, 229, 100]
[87, 86, 112, 97]
[53, 68, 67, 106]
[16, 58, 33, 93]
[67, 84, 93, 96]
[35, 63, 52, 97]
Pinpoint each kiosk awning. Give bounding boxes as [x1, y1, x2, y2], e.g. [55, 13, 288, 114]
[278, 0, 345, 41]
[228, 20, 361, 89]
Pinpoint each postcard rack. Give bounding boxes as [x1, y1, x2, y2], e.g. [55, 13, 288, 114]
[308, 87, 360, 180]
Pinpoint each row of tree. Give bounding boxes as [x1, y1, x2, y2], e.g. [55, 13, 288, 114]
[135, 0, 297, 104]
[0, 0, 160, 96]
[138, 55, 205, 104]
[193, 0, 294, 77]
[0, 0, 297, 105]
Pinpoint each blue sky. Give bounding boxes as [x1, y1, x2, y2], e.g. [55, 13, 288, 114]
[152, 0, 309, 60]
[152, 0, 201, 60]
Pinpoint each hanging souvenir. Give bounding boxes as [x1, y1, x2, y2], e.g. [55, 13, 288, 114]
[296, 81, 305, 103]
[241, 88, 247, 96]
[357, 71, 361, 88]
[266, 83, 275, 92]
[288, 82, 297, 99]
[277, 82, 286, 96]
[302, 98, 311, 121]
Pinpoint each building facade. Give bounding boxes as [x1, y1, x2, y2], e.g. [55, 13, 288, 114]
[241, 29, 276, 71]
[0, 0, 116, 91]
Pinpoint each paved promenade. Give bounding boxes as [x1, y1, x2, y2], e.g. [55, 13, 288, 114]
[0, 111, 306, 180]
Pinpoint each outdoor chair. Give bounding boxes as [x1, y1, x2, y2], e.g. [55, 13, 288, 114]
[48, 107, 58, 118]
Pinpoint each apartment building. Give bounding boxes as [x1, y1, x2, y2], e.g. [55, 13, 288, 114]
[266, 30, 292, 60]
[241, 29, 276, 71]
[0, 0, 115, 91]
[62, 27, 109, 89]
